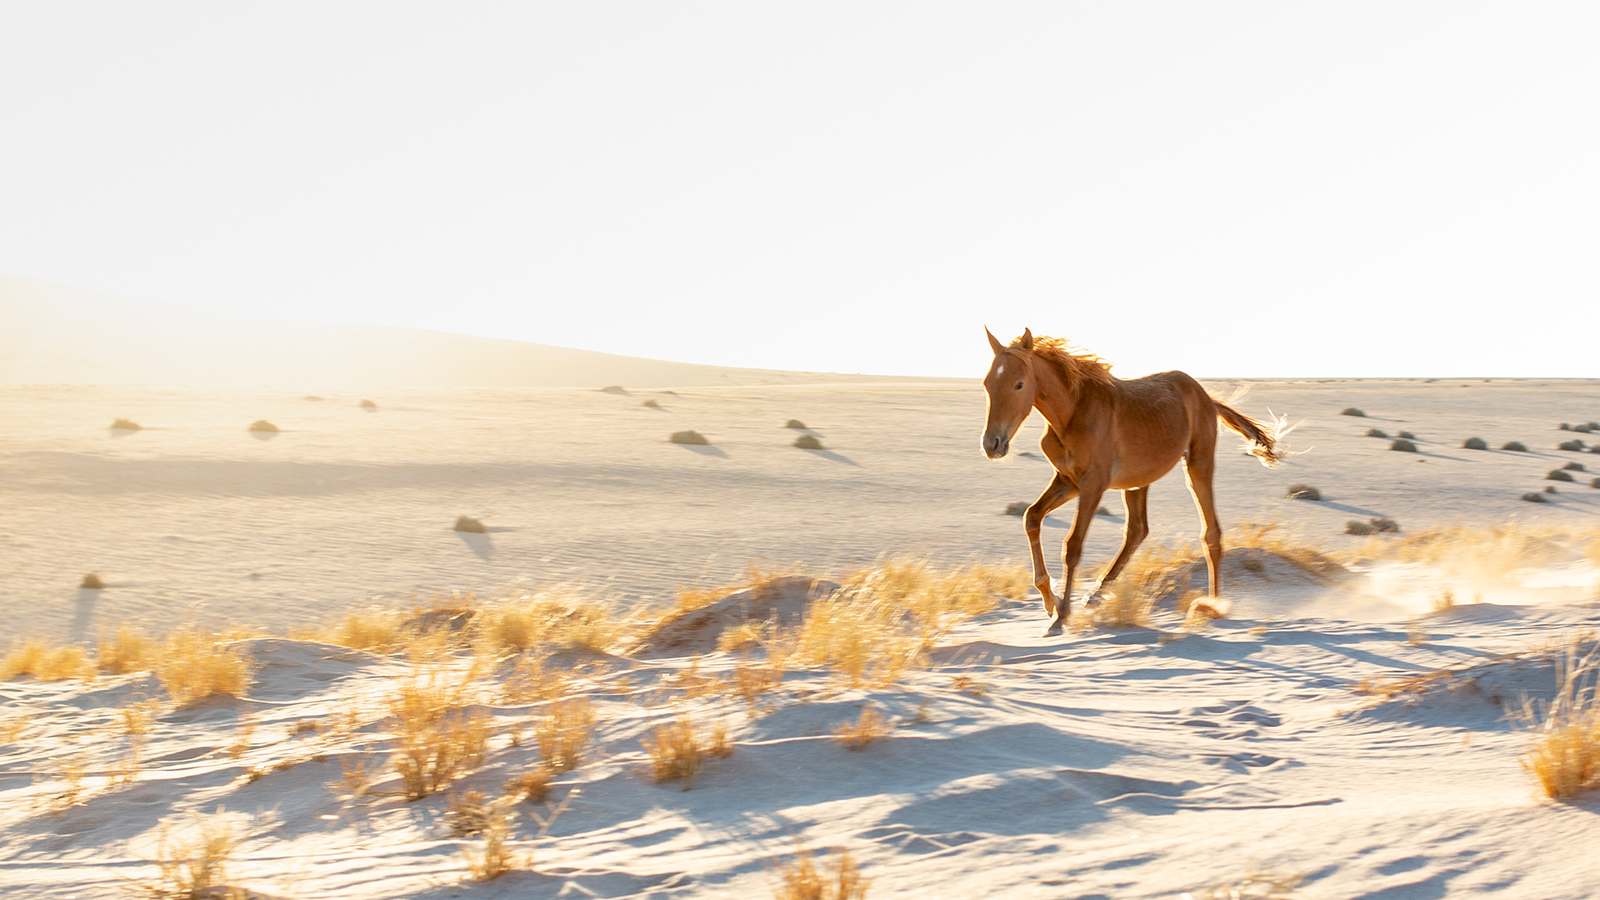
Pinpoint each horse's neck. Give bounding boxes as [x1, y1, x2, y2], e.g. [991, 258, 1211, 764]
[1030, 359, 1098, 434]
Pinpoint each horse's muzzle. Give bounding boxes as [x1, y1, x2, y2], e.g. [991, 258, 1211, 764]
[983, 432, 1010, 459]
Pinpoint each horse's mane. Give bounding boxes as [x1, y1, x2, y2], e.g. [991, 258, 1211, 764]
[1011, 334, 1115, 386]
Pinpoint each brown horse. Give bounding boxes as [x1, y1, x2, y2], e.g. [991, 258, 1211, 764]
[981, 327, 1286, 635]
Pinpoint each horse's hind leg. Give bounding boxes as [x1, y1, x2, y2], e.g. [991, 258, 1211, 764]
[1086, 486, 1150, 607]
[1183, 453, 1224, 599]
[1025, 473, 1077, 619]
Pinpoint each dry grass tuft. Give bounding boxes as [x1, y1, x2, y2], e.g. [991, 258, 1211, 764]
[770, 842, 870, 900]
[642, 713, 734, 789]
[1285, 484, 1320, 501]
[535, 697, 597, 773]
[80, 572, 106, 589]
[643, 398, 662, 408]
[1, 638, 96, 681]
[137, 809, 244, 898]
[1429, 588, 1457, 613]
[1347, 523, 1599, 584]
[359, 398, 378, 409]
[246, 419, 278, 433]
[670, 430, 709, 445]
[454, 515, 487, 533]
[505, 765, 556, 803]
[1340, 407, 1366, 417]
[785, 419, 808, 429]
[153, 630, 253, 705]
[98, 623, 157, 674]
[111, 417, 142, 430]
[1003, 501, 1028, 516]
[1516, 641, 1600, 800]
[793, 434, 825, 450]
[387, 664, 492, 800]
[1180, 867, 1302, 899]
[460, 795, 520, 882]
[832, 705, 891, 751]
[476, 590, 624, 656]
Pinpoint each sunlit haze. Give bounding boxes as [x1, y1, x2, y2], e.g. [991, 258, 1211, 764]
[2, 3, 1595, 379]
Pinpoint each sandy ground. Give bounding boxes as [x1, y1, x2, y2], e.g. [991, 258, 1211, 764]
[3, 376, 1600, 898]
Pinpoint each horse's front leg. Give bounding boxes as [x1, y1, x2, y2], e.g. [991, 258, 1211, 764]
[1046, 480, 1110, 636]
[1024, 474, 1076, 621]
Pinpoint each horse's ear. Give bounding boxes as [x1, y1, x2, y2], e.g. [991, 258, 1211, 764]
[1020, 328, 1033, 351]
[985, 326, 1005, 355]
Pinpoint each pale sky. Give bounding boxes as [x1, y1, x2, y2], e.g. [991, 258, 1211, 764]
[2, 3, 1595, 378]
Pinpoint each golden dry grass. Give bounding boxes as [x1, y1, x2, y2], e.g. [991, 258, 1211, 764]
[137, 809, 242, 899]
[153, 629, 253, 705]
[1347, 523, 1600, 582]
[642, 713, 734, 789]
[0, 638, 95, 681]
[1517, 641, 1600, 800]
[97, 623, 157, 674]
[460, 795, 520, 881]
[831, 705, 891, 751]
[770, 843, 870, 900]
[535, 696, 597, 773]
[1180, 867, 1302, 900]
[505, 765, 555, 803]
[387, 663, 492, 800]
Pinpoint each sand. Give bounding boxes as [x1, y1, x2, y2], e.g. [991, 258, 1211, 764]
[3, 373, 1600, 898]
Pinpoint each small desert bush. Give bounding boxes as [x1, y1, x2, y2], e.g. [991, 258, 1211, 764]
[793, 434, 825, 450]
[98, 624, 156, 674]
[771, 843, 870, 900]
[832, 705, 891, 751]
[1340, 407, 1366, 417]
[1559, 440, 1586, 452]
[1390, 438, 1418, 452]
[536, 696, 597, 773]
[1592, 478, 1600, 489]
[505, 765, 555, 803]
[1345, 518, 1400, 536]
[785, 419, 807, 429]
[1563, 461, 1587, 472]
[1430, 588, 1457, 613]
[1549, 470, 1576, 482]
[642, 713, 733, 789]
[359, 398, 378, 409]
[153, 630, 253, 705]
[1462, 437, 1488, 450]
[301, 606, 409, 653]
[1398, 430, 1416, 440]
[1503, 441, 1529, 452]
[111, 418, 142, 431]
[1285, 484, 1320, 501]
[475, 591, 623, 655]
[454, 515, 487, 533]
[141, 809, 244, 899]
[1516, 642, 1600, 800]
[1003, 501, 1028, 516]
[461, 795, 520, 882]
[81, 572, 106, 589]
[1103, 542, 1204, 619]
[247, 420, 278, 433]
[0, 639, 95, 681]
[670, 430, 709, 445]
[387, 664, 492, 800]
[1366, 428, 1388, 438]
[1524, 492, 1549, 503]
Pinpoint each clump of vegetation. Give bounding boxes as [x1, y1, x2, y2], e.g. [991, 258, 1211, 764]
[1182, 867, 1303, 900]
[80, 572, 105, 589]
[1559, 440, 1587, 452]
[536, 696, 597, 773]
[0, 639, 95, 681]
[1516, 642, 1600, 800]
[111, 418, 141, 431]
[1003, 501, 1028, 517]
[388, 663, 492, 800]
[1398, 430, 1417, 440]
[154, 629, 253, 705]
[642, 713, 733, 789]
[1340, 407, 1366, 417]
[1462, 437, 1488, 450]
[1549, 470, 1576, 483]
[642, 399, 662, 408]
[1346, 518, 1400, 536]
[140, 810, 246, 899]
[98, 624, 156, 674]
[458, 794, 521, 881]
[454, 515, 487, 533]
[1592, 478, 1600, 489]
[771, 843, 870, 900]
[833, 705, 892, 751]
[1563, 461, 1587, 472]
[601, 385, 627, 394]
[1285, 484, 1321, 501]
[793, 434, 825, 450]
[670, 430, 709, 445]
[786, 419, 808, 429]
[504, 765, 555, 803]
[1503, 441, 1529, 452]
[1366, 428, 1388, 438]
[359, 399, 378, 409]
[1523, 492, 1549, 503]
[247, 420, 278, 433]
[1390, 439, 1418, 452]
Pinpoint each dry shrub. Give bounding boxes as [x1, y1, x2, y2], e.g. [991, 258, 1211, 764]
[1340, 407, 1366, 417]
[771, 843, 869, 900]
[80, 572, 106, 589]
[1347, 523, 1597, 583]
[1099, 542, 1204, 624]
[670, 430, 709, 445]
[1285, 484, 1320, 501]
[1559, 440, 1586, 452]
[98, 624, 156, 674]
[728, 657, 784, 710]
[1, 639, 95, 681]
[535, 697, 597, 773]
[454, 515, 487, 533]
[1503, 440, 1529, 452]
[139, 809, 243, 899]
[300, 606, 409, 653]
[1366, 428, 1388, 438]
[790, 559, 1025, 685]
[1549, 469, 1576, 483]
[387, 664, 492, 800]
[1516, 641, 1600, 800]
[475, 591, 622, 656]
[1523, 492, 1549, 503]
[1463, 437, 1488, 450]
[505, 765, 555, 803]
[461, 795, 520, 882]
[359, 399, 378, 409]
[501, 653, 576, 705]
[154, 630, 252, 705]
[1429, 588, 1457, 613]
[1398, 430, 1417, 440]
[1390, 438, 1418, 452]
[785, 419, 807, 429]
[643, 398, 662, 408]
[832, 705, 891, 751]
[642, 713, 733, 789]
[111, 417, 142, 431]
[1345, 517, 1400, 536]
[247, 420, 278, 433]
[1003, 501, 1028, 516]
[793, 434, 825, 450]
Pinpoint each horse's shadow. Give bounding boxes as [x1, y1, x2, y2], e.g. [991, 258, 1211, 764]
[456, 532, 494, 559]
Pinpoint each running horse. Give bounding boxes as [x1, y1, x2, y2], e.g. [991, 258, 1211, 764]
[981, 328, 1286, 636]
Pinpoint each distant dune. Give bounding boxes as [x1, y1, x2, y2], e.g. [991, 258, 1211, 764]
[0, 275, 942, 388]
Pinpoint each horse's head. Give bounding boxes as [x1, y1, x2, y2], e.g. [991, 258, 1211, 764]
[981, 326, 1036, 459]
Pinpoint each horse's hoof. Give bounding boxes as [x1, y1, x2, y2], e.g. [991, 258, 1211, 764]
[1084, 590, 1105, 609]
[1041, 620, 1065, 637]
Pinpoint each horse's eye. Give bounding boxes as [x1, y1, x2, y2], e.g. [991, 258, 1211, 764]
[1014, 381, 1024, 390]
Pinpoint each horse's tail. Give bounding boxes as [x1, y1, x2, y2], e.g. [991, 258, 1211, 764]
[1214, 399, 1293, 467]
